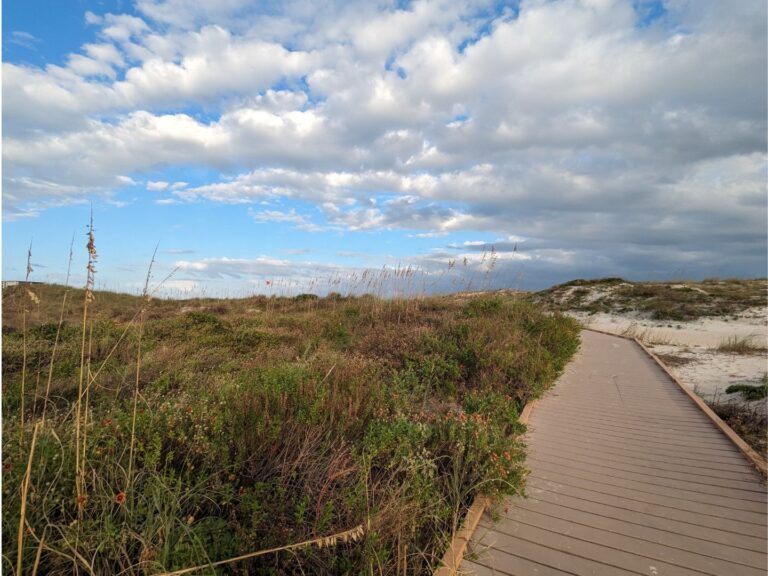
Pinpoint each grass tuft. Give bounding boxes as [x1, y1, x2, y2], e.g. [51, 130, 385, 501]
[715, 336, 766, 355]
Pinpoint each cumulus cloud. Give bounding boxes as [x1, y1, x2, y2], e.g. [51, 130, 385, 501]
[3, 0, 766, 282]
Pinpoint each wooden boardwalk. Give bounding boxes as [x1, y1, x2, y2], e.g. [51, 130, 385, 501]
[461, 330, 767, 576]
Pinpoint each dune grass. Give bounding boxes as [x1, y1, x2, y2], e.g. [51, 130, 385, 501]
[715, 336, 767, 355]
[2, 256, 579, 574]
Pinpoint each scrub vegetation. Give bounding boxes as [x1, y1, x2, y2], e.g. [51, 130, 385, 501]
[707, 376, 768, 459]
[2, 252, 579, 574]
[536, 277, 767, 321]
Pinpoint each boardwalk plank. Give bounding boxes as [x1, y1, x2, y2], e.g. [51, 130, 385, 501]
[473, 522, 706, 576]
[528, 460, 767, 510]
[527, 476, 766, 538]
[509, 497, 768, 568]
[525, 483, 767, 552]
[529, 445, 764, 488]
[484, 508, 766, 575]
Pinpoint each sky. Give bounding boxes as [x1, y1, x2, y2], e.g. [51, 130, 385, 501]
[2, 0, 766, 297]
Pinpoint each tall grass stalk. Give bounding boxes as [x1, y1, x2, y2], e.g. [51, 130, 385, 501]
[41, 235, 75, 423]
[127, 246, 157, 493]
[80, 320, 94, 499]
[20, 242, 34, 447]
[17, 421, 41, 576]
[75, 214, 97, 512]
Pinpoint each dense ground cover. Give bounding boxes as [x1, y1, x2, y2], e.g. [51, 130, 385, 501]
[2, 283, 579, 575]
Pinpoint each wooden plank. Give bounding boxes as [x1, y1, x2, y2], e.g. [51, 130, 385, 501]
[485, 508, 766, 575]
[526, 476, 767, 539]
[473, 523, 707, 576]
[530, 470, 767, 523]
[509, 498, 768, 568]
[532, 430, 752, 467]
[531, 412, 729, 441]
[527, 455, 767, 502]
[530, 418, 753, 459]
[461, 556, 566, 576]
[530, 435, 760, 476]
[530, 422, 746, 458]
[529, 445, 764, 487]
[536, 405, 724, 431]
[538, 412, 733, 440]
[469, 527, 639, 576]
[525, 486, 767, 553]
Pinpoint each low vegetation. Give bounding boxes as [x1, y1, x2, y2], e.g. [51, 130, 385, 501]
[707, 377, 768, 458]
[2, 277, 579, 574]
[725, 378, 768, 402]
[536, 277, 767, 321]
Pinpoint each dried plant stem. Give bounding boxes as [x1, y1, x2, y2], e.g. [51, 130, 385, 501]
[126, 318, 144, 492]
[157, 524, 365, 576]
[20, 242, 34, 446]
[42, 235, 75, 423]
[31, 532, 45, 576]
[74, 294, 89, 512]
[127, 245, 157, 492]
[76, 211, 97, 513]
[17, 421, 41, 576]
[21, 307, 28, 446]
[81, 320, 95, 494]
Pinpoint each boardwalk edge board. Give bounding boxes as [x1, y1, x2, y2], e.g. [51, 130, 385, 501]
[434, 401, 539, 576]
[434, 328, 767, 575]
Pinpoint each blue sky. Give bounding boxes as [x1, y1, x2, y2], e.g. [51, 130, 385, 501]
[3, 0, 766, 296]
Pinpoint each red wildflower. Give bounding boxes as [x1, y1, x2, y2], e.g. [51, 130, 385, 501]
[115, 492, 126, 505]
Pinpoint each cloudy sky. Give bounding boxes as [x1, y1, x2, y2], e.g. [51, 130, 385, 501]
[3, 0, 766, 296]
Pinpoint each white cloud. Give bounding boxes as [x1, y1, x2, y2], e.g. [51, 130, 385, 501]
[3, 0, 766, 279]
[9, 31, 40, 49]
[147, 180, 170, 190]
[250, 207, 334, 232]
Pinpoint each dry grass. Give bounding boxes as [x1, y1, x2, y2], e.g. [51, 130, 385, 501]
[707, 396, 767, 459]
[715, 336, 767, 355]
[619, 322, 674, 345]
[654, 353, 695, 368]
